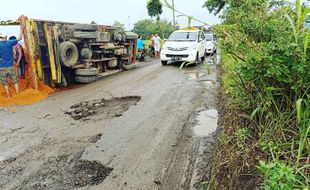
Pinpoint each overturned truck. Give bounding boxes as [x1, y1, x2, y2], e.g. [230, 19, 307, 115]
[0, 18, 138, 88]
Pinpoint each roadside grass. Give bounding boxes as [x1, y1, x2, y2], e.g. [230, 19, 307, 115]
[210, 50, 309, 190]
[208, 1, 310, 189]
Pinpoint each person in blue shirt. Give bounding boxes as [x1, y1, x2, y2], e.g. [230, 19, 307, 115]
[137, 36, 145, 62]
[137, 35, 145, 50]
[0, 18, 25, 98]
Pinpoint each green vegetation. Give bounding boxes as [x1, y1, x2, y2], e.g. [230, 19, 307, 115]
[208, 0, 310, 189]
[147, 0, 163, 21]
[132, 19, 175, 39]
[203, 0, 225, 15]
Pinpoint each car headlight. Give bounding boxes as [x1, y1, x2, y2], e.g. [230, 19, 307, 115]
[162, 44, 168, 50]
[188, 45, 197, 50]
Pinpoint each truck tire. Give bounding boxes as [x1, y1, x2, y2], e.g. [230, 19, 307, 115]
[75, 68, 99, 76]
[75, 75, 99, 84]
[60, 41, 79, 67]
[118, 60, 134, 71]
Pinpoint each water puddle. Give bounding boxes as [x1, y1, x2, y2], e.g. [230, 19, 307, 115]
[205, 53, 221, 65]
[187, 71, 205, 80]
[0, 145, 25, 161]
[193, 109, 218, 137]
[205, 81, 217, 89]
[216, 54, 221, 65]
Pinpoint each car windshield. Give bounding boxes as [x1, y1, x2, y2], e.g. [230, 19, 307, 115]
[168, 32, 197, 41]
[205, 34, 213, 41]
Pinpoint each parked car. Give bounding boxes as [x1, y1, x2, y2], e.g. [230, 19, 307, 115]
[160, 28, 206, 65]
[205, 33, 217, 55]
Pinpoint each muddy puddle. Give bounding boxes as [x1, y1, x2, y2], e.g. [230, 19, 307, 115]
[205, 53, 221, 65]
[205, 81, 217, 89]
[0, 135, 112, 190]
[65, 96, 141, 121]
[193, 109, 218, 137]
[187, 71, 205, 80]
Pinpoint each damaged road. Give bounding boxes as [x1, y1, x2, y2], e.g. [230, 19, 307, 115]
[0, 58, 218, 190]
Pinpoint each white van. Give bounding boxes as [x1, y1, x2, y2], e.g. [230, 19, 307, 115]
[205, 33, 217, 55]
[160, 29, 206, 65]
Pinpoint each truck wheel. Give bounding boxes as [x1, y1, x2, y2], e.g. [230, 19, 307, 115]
[122, 64, 134, 71]
[75, 68, 99, 76]
[119, 61, 135, 71]
[161, 61, 168, 66]
[117, 60, 125, 70]
[75, 75, 99, 84]
[60, 41, 79, 67]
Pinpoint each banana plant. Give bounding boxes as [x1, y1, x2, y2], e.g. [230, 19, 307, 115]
[162, 0, 209, 26]
[285, 0, 310, 56]
[177, 15, 193, 27]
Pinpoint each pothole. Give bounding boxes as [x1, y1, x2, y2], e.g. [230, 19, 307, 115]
[65, 96, 141, 120]
[17, 152, 113, 190]
[193, 109, 218, 137]
[0, 135, 112, 190]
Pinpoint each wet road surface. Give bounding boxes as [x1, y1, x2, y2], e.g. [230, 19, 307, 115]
[0, 57, 218, 190]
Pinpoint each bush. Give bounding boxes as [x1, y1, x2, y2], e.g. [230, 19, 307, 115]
[211, 0, 310, 188]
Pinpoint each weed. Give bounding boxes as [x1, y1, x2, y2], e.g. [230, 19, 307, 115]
[235, 127, 252, 151]
[208, 0, 310, 189]
[258, 161, 303, 190]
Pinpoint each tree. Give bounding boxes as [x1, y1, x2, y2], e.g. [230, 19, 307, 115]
[147, 0, 163, 21]
[203, 0, 226, 15]
[113, 20, 125, 31]
[132, 19, 175, 39]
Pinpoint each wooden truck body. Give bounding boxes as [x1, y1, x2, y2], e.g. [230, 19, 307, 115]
[0, 18, 138, 88]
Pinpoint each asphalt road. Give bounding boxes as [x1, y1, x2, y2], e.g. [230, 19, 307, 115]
[0, 58, 218, 190]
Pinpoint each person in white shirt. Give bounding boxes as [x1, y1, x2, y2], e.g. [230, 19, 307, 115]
[154, 33, 161, 59]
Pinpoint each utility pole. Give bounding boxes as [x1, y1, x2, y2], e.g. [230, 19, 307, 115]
[172, 0, 176, 27]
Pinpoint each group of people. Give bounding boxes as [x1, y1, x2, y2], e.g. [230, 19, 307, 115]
[137, 33, 161, 60]
[0, 16, 27, 98]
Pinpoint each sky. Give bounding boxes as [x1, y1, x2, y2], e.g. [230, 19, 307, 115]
[0, 0, 221, 37]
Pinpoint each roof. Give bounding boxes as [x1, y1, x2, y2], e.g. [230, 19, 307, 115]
[174, 29, 200, 33]
[180, 27, 200, 31]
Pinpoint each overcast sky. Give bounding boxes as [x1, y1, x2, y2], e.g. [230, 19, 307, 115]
[0, 0, 220, 36]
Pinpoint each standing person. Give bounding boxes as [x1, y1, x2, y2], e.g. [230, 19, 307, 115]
[10, 36, 27, 79]
[154, 33, 161, 59]
[150, 34, 155, 58]
[137, 36, 145, 61]
[0, 18, 25, 98]
[151, 34, 155, 47]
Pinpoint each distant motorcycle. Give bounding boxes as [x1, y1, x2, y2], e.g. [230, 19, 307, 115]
[137, 49, 145, 62]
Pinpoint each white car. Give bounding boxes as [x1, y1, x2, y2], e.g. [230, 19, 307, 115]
[205, 33, 217, 55]
[160, 29, 206, 65]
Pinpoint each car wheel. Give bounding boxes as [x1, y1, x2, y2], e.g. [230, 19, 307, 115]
[201, 51, 206, 62]
[194, 53, 199, 66]
[161, 61, 168, 66]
